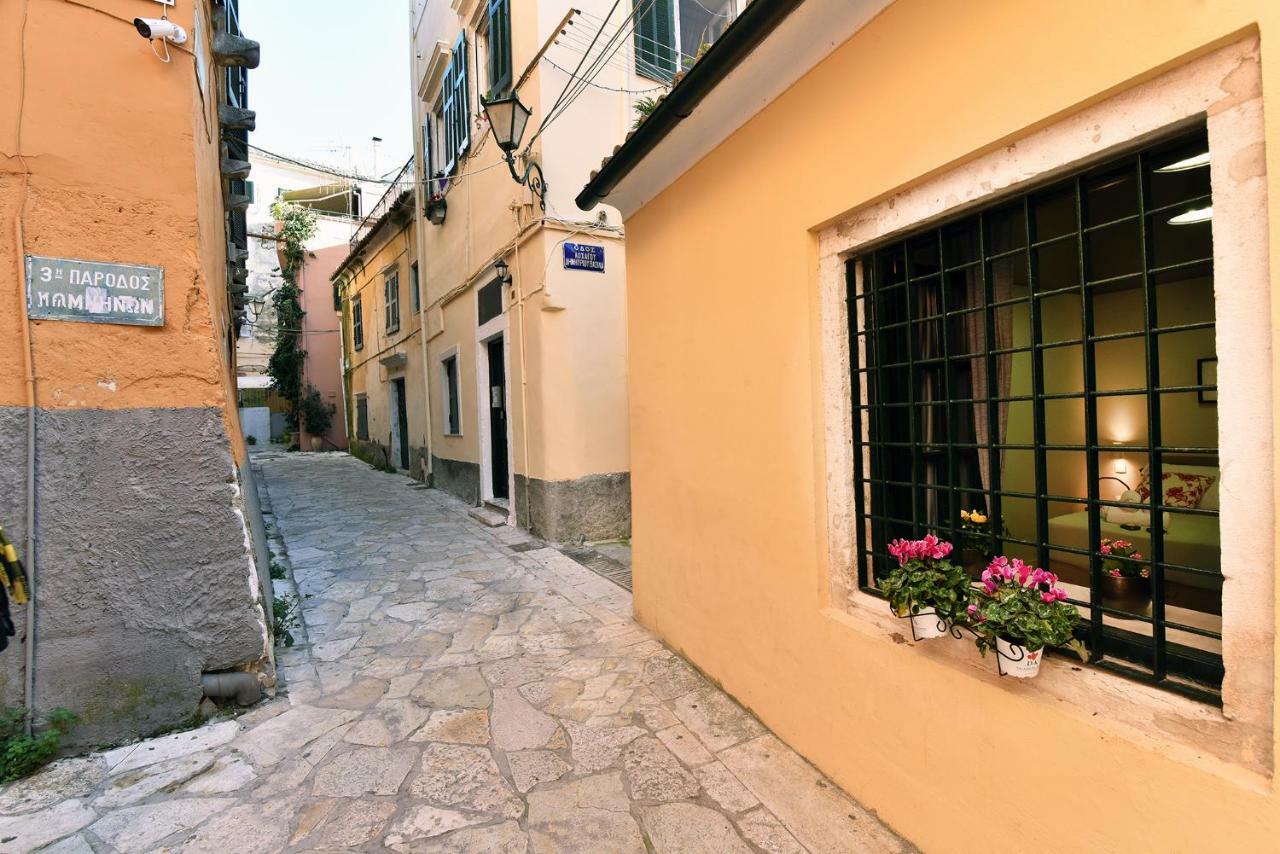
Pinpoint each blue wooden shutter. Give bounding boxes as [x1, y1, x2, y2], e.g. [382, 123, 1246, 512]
[441, 57, 457, 174]
[634, 0, 675, 79]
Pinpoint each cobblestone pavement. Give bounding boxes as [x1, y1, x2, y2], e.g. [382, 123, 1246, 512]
[0, 453, 910, 853]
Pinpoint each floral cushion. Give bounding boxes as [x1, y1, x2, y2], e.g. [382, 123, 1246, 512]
[1136, 470, 1215, 509]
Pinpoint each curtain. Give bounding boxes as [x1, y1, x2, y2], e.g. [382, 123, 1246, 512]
[966, 273, 1013, 501]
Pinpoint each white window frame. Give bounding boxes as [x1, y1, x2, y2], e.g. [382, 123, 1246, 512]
[815, 38, 1273, 774]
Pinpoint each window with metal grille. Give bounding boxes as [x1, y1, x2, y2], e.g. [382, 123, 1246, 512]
[385, 269, 400, 333]
[442, 33, 470, 174]
[486, 0, 512, 97]
[849, 125, 1222, 702]
[355, 394, 369, 441]
[352, 295, 364, 351]
[443, 355, 461, 436]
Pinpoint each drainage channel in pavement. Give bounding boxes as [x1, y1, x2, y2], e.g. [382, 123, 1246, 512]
[557, 544, 633, 591]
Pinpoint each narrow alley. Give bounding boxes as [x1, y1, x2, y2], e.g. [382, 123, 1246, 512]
[0, 454, 907, 853]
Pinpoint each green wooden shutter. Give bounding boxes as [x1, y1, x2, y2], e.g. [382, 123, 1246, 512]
[453, 32, 470, 159]
[487, 0, 512, 96]
[634, 0, 675, 79]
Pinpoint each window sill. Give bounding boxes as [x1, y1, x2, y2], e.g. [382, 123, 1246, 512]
[825, 596, 1270, 786]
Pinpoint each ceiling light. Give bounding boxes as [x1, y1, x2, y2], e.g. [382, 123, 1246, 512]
[1168, 206, 1212, 225]
[1154, 152, 1210, 173]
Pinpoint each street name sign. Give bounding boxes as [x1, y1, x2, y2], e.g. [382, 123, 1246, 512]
[563, 242, 605, 273]
[26, 255, 165, 326]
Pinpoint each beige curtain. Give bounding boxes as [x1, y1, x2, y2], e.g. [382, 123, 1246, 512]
[966, 274, 1013, 496]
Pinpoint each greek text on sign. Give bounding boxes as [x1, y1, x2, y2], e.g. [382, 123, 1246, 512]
[26, 255, 164, 327]
[563, 242, 605, 273]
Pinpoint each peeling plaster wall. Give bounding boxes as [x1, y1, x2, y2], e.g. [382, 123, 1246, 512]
[0, 0, 267, 745]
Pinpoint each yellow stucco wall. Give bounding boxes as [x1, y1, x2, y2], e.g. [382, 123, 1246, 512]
[622, 1, 1280, 851]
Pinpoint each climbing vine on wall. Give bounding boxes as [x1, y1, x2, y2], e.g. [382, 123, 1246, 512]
[266, 201, 318, 434]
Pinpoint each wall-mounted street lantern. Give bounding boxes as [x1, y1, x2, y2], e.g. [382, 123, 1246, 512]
[495, 258, 512, 286]
[481, 93, 547, 210]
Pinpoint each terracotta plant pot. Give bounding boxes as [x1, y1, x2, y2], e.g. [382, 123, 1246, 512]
[995, 636, 1043, 678]
[1100, 574, 1151, 615]
[907, 607, 948, 640]
[309, 436, 323, 452]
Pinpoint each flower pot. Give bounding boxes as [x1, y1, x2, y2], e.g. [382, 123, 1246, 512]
[309, 436, 323, 452]
[995, 636, 1043, 678]
[907, 607, 948, 640]
[1100, 574, 1150, 615]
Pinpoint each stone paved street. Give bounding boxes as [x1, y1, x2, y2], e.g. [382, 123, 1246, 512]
[0, 453, 909, 853]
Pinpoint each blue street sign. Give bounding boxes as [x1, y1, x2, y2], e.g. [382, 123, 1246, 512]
[563, 242, 605, 273]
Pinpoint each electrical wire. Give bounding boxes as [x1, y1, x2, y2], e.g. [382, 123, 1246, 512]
[536, 0, 621, 145]
[529, 0, 656, 146]
[541, 56, 667, 94]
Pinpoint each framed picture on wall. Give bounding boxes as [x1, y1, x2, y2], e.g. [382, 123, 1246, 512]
[1197, 357, 1218, 404]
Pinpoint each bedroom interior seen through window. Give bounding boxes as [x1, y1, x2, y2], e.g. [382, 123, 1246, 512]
[848, 124, 1222, 700]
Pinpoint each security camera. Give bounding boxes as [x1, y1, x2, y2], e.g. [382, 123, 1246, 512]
[134, 17, 188, 44]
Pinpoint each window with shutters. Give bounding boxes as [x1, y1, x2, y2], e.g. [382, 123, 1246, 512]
[356, 394, 369, 441]
[441, 33, 471, 174]
[352, 294, 364, 351]
[486, 0, 512, 97]
[634, 0, 739, 81]
[410, 262, 421, 314]
[385, 268, 401, 334]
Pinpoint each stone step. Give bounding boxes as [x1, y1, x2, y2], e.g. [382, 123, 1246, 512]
[468, 505, 508, 527]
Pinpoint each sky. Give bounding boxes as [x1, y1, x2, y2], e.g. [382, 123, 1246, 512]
[241, 0, 413, 179]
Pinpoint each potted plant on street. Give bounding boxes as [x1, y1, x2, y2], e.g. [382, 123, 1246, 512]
[881, 535, 972, 640]
[1098, 538, 1149, 614]
[298, 385, 335, 452]
[967, 557, 1086, 678]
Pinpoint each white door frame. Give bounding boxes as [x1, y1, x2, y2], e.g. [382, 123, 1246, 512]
[476, 305, 515, 519]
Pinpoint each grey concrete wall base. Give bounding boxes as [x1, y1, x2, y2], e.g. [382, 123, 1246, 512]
[515, 472, 632, 542]
[432, 455, 481, 506]
[0, 406, 269, 748]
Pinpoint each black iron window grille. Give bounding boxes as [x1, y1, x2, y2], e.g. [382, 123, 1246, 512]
[848, 124, 1223, 702]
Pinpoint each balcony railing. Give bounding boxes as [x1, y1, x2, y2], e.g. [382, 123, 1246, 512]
[350, 157, 415, 252]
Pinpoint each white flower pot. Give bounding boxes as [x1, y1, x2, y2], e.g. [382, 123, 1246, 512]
[996, 637, 1044, 678]
[908, 607, 947, 640]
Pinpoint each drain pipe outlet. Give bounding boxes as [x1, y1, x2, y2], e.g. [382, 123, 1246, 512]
[201, 671, 262, 706]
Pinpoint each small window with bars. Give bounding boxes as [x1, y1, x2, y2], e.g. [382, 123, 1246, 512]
[442, 354, 461, 436]
[385, 269, 400, 333]
[848, 125, 1222, 702]
[352, 294, 364, 351]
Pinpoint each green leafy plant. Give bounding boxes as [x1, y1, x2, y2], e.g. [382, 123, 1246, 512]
[968, 557, 1086, 658]
[0, 706, 76, 783]
[272, 593, 301, 648]
[631, 96, 661, 130]
[298, 384, 335, 439]
[880, 536, 972, 622]
[245, 434, 257, 446]
[268, 560, 286, 580]
[266, 202, 319, 433]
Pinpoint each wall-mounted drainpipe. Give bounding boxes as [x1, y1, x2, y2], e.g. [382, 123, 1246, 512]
[201, 671, 262, 706]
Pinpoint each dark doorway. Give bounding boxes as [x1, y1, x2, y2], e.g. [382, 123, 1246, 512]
[393, 376, 410, 470]
[487, 337, 509, 500]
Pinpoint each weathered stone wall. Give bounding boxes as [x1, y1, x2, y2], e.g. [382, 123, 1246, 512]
[515, 472, 631, 543]
[0, 406, 267, 748]
[432, 455, 481, 507]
